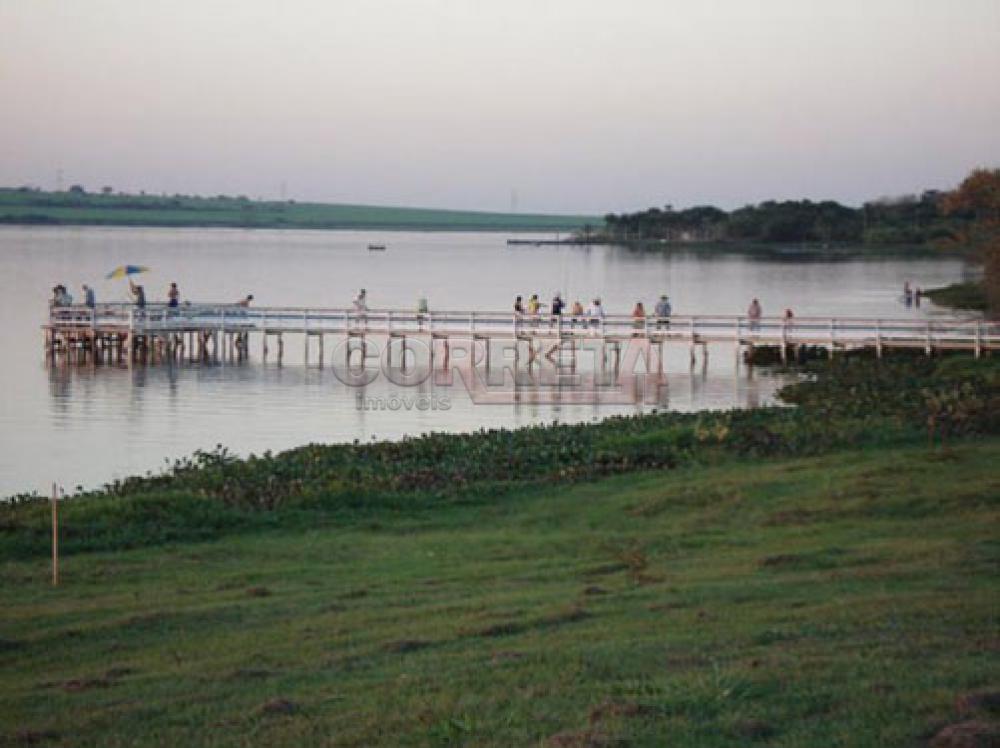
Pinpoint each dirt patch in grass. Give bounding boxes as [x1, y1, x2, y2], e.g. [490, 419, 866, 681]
[257, 698, 298, 716]
[758, 548, 856, 572]
[60, 677, 111, 693]
[581, 563, 629, 578]
[340, 588, 369, 600]
[648, 600, 691, 613]
[759, 553, 803, 568]
[10, 728, 60, 745]
[246, 586, 272, 598]
[546, 728, 608, 747]
[763, 509, 822, 526]
[491, 651, 525, 664]
[474, 621, 527, 638]
[732, 718, 775, 741]
[104, 666, 136, 679]
[956, 691, 1000, 717]
[382, 639, 432, 654]
[230, 668, 275, 680]
[469, 607, 591, 638]
[588, 700, 656, 724]
[928, 719, 1000, 747]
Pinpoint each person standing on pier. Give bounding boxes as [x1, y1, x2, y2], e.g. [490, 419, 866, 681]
[129, 279, 146, 308]
[168, 283, 180, 308]
[352, 288, 368, 330]
[82, 284, 96, 308]
[587, 298, 604, 332]
[353, 288, 368, 311]
[747, 298, 762, 331]
[654, 294, 671, 329]
[570, 300, 584, 328]
[417, 294, 429, 330]
[632, 301, 646, 336]
[549, 293, 564, 329]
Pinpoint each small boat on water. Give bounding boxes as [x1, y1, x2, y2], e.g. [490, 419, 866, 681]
[367, 244, 387, 252]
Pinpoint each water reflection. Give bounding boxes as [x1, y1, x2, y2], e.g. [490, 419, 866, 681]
[0, 226, 970, 495]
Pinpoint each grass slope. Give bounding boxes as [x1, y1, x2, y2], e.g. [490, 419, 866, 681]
[0, 189, 598, 232]
[1, 441, 999, 747]
[924, 281, 990, 313]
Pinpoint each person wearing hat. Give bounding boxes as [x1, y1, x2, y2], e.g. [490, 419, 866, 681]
[655, 294, 672, 329]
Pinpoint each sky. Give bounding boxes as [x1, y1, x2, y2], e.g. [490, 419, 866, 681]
[1, 0, 998, 214]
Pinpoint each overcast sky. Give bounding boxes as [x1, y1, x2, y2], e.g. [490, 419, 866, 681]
[1, 0, 998, 214]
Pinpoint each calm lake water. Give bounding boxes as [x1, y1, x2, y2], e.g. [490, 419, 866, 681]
[0, 225, 973, 496]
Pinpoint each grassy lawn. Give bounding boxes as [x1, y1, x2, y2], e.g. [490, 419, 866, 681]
[2, 440, 998, 747]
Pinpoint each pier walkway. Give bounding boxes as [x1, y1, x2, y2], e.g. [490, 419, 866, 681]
[45, 303, 999, 366]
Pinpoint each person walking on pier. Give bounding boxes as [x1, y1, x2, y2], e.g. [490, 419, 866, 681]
[747, 297, 762, 331]
[654, 294, 671, 329]
[82, 284, 96, 309]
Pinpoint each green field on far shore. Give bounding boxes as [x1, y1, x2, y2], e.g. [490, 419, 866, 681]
[0, 188, 598, 232]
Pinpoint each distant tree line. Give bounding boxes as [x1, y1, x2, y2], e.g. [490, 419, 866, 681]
[603, 190, 972, 246]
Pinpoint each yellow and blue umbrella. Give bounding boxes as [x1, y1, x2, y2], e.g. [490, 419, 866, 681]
[105, 265, 150, 280]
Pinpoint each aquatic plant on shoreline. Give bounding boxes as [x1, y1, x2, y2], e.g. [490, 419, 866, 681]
[1, 354, 996, 560]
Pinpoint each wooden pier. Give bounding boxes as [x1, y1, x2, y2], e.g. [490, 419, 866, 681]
[44, 303, 999, 368]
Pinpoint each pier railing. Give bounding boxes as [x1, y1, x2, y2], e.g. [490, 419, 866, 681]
[47, 303, 999, 353]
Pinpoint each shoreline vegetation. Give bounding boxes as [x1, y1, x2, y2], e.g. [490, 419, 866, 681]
[1, 352, 998, 746]
[3, 353, 997, 547]
[0, 184, 976, 257]
[595, 191, 971, 249]
[924, 280, 990, 312]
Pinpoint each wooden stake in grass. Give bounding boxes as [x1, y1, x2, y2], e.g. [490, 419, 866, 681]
[51, 482, 59, 587]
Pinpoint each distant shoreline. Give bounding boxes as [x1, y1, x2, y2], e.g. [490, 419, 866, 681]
[0, 187, 598, 233]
